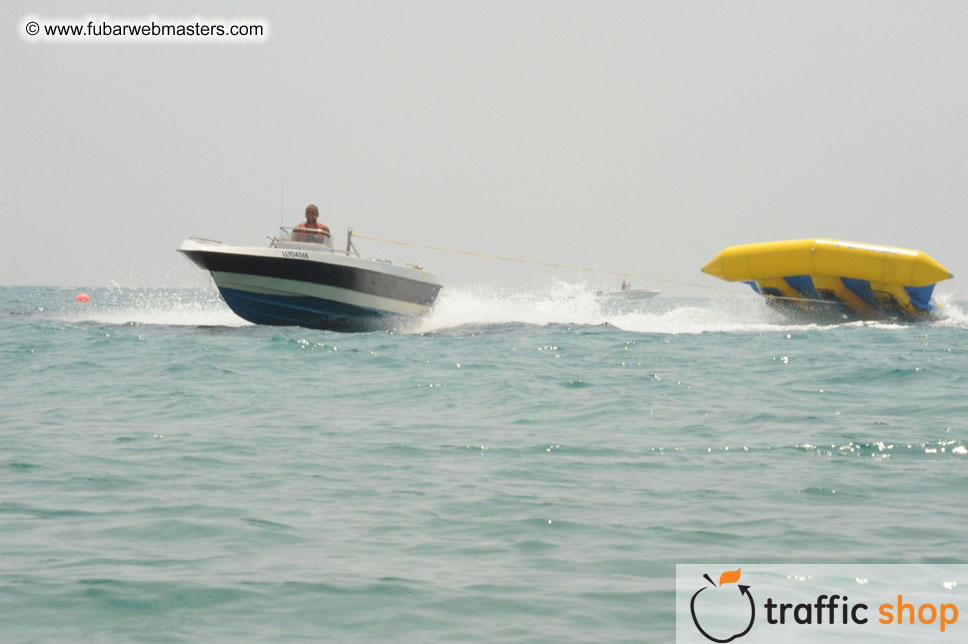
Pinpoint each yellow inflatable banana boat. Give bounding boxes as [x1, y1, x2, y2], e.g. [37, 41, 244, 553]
[702, 239, 953, 320]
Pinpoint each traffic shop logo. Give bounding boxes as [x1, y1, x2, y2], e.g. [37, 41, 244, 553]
[690, 569, 755, 642]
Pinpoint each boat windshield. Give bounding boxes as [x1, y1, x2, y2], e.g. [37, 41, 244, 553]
[277, 226, 334, 250]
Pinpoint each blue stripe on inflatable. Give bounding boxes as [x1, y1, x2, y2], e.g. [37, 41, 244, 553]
[784, 275, 820, 299]
[841, 278, 880, 310]
[743, 280, 760, 294]
[904, 284, 936, 312]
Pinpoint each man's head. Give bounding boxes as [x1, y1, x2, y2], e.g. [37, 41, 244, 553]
[305, 204, 319, 223]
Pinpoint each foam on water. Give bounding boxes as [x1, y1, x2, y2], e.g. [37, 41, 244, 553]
[415, 281, 952, 335]
[36, 282, 968, 335]
[932, 292, 968, 329]
[50, 288, 250, 328]
[414, 281, 777, 334]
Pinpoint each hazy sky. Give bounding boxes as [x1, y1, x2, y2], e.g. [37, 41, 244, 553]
[3, 1, 966, 296]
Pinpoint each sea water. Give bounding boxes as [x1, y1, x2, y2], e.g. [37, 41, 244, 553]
[1, 284, 966, 642]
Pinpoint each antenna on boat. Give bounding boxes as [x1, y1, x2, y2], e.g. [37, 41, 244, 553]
[279, 180, 284, 228]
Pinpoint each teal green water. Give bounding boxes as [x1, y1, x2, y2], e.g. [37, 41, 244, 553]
[2, 286, 967, 642]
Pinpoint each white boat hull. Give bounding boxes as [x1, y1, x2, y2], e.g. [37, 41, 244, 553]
[178, 238, 441, 331]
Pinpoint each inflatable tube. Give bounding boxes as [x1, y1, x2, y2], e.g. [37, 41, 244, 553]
[702, 239, 953, 320]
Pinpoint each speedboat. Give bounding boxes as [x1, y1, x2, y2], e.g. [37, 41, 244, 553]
[178, 228, 442, 331]
[702, 238, 953, 321]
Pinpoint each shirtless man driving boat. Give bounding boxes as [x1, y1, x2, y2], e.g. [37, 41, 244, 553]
[293, 204, 331, 243]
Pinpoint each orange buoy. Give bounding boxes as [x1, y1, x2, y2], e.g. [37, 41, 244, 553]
[75, 292, 91, 303]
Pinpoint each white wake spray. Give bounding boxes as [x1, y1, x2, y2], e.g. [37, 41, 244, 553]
[55, 288, 251, 327]
[413, 281, 833, 335]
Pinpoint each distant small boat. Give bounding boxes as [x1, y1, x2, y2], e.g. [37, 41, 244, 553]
[595, 288, 660, 301]
[702, 238, 953, 321]
[595, 286, 660, 314]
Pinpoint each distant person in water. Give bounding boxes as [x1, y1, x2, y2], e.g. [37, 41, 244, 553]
[621, 280, 630, 291]
[293, 204, 331, 243]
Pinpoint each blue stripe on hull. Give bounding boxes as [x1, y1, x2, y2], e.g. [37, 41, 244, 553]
[217, 287, 403, 332]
